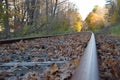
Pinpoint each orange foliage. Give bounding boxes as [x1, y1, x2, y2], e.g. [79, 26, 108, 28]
[85, 12, 104, 30]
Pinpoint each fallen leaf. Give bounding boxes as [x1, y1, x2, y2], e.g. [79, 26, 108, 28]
[50, 64, 58, 74]
[17, 40, 25, 51]
[72, 59, 80, 67]
[5, 56, 11, 62]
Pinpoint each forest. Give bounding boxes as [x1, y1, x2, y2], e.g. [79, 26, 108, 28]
[0, 0, 83, 39]
[0, 0, 120, 39]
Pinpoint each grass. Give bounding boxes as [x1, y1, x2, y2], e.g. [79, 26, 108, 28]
[109, 24, 120, 37]
[92, 29, 102, 33]
[19, 29, 76, 38]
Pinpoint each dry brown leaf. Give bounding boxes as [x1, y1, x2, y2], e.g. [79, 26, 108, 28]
[19, 46, 25, 51]
[111, 68, 119, 78]
[24, 72, 38, 80]
[17, 40, 25, 51]
[60, 71, 71, 80]
[49, 76, 55, 80]
[5, 56, 11, 62]
[106, 59, 118, 67]
[0, 71, 12, 80]
[31, 73, 37, 80]
[106, 59, 113, 65]
[72, 59, 80, 67]
[50, 64, 58, 74]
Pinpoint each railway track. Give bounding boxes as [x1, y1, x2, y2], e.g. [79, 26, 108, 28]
[71, 33, 99, 80]
[0, 32, 119, 80]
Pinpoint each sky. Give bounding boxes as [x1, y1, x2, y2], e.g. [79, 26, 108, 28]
[69, 0, 106, 20]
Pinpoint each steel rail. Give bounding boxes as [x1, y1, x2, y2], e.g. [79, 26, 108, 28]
[0, 32, 90, 44]
[0, 61, 69, 67]
[71, 33, 99, 80]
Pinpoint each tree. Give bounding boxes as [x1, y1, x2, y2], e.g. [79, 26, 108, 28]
[65, 7, 83, 32]
[0, 0, 3, 25]
[105, 0, 120, 24]
[0, 0, 82, 39]
[0, 0, 10, 38]
[110, 0, 120, 24]
[85, 6, 105, 30]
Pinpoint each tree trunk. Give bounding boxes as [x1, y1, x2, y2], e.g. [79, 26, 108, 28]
[46, 0, 49, 34]
[46, 0, 49, 22]
[33, 0, 40, 27]
[53, 0, 58, 17]
[4, 0, 10, 38]
[26, 0, 36, 26]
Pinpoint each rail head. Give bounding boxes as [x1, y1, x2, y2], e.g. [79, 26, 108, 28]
[71, 33, 99, 80]
[0, 32, 90, 44]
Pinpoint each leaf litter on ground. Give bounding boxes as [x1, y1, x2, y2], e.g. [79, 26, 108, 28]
[0, 32, 91, 80]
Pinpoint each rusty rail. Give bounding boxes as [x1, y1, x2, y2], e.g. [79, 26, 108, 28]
[0, 32, 89, 44]
[71, 33, 99, 80]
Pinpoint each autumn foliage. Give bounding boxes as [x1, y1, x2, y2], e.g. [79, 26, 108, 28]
[109, 0, 120, 24]
[66, 9, 83, 32]
[85, 12, 104, 30]
[73, 13, 83, 32]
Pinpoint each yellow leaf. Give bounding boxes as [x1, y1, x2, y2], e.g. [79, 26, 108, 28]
[50, 64, 58, 74]
[17, 40, 25, 51]
[19, 46, 25, 51]
[72, 59, 80, 67]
